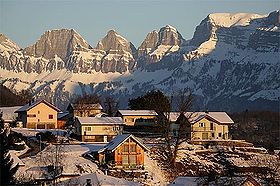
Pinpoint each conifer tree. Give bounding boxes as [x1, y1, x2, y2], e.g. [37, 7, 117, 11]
[0, 112, 19, 185]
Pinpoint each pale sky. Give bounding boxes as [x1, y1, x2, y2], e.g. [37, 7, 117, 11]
[0, 0, 278, 48]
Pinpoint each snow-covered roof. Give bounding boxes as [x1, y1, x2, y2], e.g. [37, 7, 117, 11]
[56, 172, 142, 186]
[168, 112, 181, 122]
[183, 112, 234, 124]
[58, 111, 69, 119]
[77, 117, 124, 125]
[118, 110, 158, 116]
[0, 106, 22, 121]
[15, 100, 60, 113]
[99, 134, 149, 153]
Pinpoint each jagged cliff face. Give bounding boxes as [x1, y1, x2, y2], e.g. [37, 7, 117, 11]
[66, 30, 136, 73]
[0, 10, 279, 111]
[23, 29, 91, 60]
[137, 25, 185, 66]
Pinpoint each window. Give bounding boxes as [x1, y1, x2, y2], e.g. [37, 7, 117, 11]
[38, 111, 40, 114]
[202, 133, 208, 140]
[49, 114, 53, 119]
[84, 135, 94, 139]
[122, 155, 128, 165]
[95, 136, 104, 142]
[211, 133, 215, 138]
[27, 114, 36, 117]
[129, 155, 137, 165]
[210, 123, 214, 130]
[199, 123, 205, 127]
[123, 144, 129, 153]
[38, 119, 40, 122]
[37, 124, 45, 129]
[130, 144, 136, 152]
[218, 133, 222, 137]
[84, 127, 91, 131]
[113, 125, 120, 131]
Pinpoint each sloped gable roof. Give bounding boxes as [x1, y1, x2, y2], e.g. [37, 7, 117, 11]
[15, 100, 60, 113]
[118, 110, 158, 116]
[183, 112, 234, 124]
[99, 134, 149, 153]
[0, 106, 22, 121]
[77, 117, 124, 125]
[168, 112, 181, 122]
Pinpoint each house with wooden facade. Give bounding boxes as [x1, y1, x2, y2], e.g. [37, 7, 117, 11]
[15, 100, 60, 129]
[75, 117, 124, 142]
[96, 134, 149, 169]
[176, 112, 234, 140]
[116, 110, 158, 126]
[67, 103, 103, 118]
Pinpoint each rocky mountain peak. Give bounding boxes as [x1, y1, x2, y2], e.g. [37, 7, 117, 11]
[158, 24, 184, 46]
[96, 29, 135, 54]
[266, 10, 280, 26]
[23, 28, 91, 60]
[137, 30, 159, 57]
[0, 33, 20, 52]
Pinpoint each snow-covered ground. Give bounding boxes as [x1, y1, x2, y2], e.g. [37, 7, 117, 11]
[15, 143, 105, 182]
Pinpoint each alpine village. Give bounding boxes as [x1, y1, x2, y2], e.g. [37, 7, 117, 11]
[0, 3, 279, 186]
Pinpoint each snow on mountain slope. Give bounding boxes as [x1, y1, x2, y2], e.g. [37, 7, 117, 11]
[208, 13, 265, 27]
[0, 10, 279, 111]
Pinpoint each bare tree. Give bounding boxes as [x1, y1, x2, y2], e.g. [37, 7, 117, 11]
[157, 89, 193, 178]
[39, 141, 66, 185]
[103, 96, 119, 116]
[72, 94, 100, 105]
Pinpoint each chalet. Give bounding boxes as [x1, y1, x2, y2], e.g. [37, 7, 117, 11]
[15, 100, 60, 129]
[75, 117, 124, 142]
[176, 112, 234, 140]
[116, 110, 158, 126]
[96, 134, 149, 169]
[67, 103, 103, 118]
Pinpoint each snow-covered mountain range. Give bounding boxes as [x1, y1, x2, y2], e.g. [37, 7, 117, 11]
[0, 10, 279, 111]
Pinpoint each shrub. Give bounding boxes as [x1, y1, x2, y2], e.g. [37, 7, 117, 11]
[36, 131, 56, 143]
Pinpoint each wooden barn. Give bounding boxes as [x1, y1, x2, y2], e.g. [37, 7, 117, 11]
[97, 134, 149, 169]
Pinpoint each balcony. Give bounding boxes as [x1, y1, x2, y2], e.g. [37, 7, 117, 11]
[192, 127, 216, 132]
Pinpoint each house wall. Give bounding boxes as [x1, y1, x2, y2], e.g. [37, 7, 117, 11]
[73, 109, 101, 117]
[111, 138, 145, 169]
[81, 124, 123, 142]
[57, 120, 66, 129]
[25, 103, 58, 129]
[121, 115, 156, 126]
[191, 118, 229, 140]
